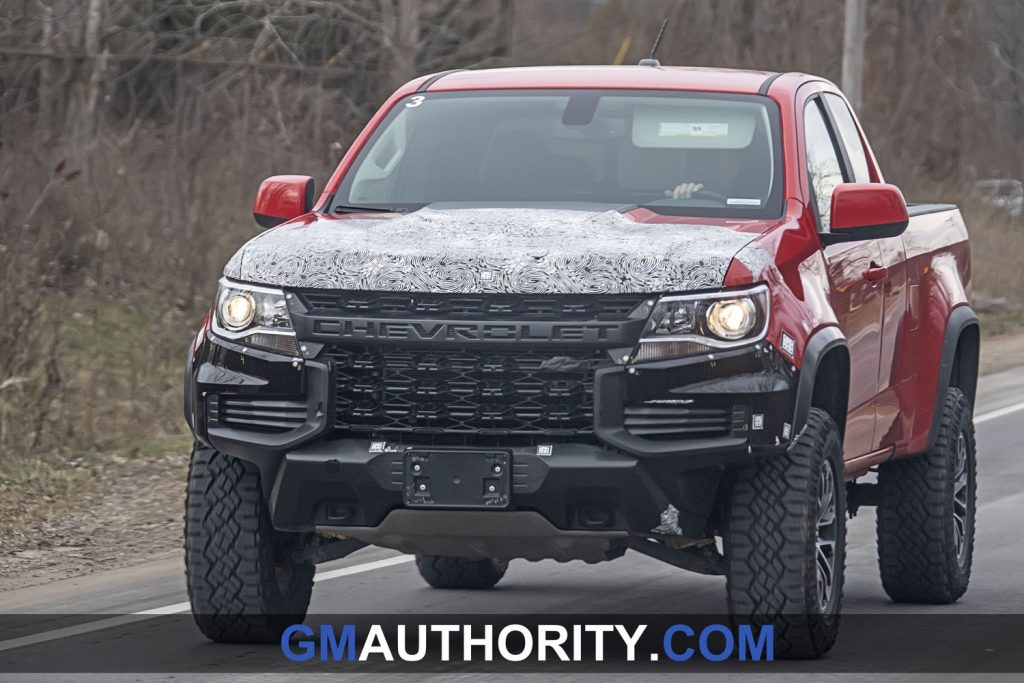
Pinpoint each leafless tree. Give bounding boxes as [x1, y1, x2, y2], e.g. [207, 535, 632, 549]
[0, 0, 1021, 458]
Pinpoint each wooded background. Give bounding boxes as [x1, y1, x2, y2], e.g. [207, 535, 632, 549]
[1, 0, 1022, 459]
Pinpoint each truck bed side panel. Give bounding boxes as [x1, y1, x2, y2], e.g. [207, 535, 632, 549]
[892, 206, 971, 456]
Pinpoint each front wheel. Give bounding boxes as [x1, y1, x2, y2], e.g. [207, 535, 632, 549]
[185, 446, 315, 643]
[725, 407, 847, 659]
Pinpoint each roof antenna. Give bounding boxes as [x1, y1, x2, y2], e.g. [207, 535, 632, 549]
[638, 18, 669, 67]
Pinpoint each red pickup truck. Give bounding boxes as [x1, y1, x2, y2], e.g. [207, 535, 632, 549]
[184, 65, 978, 657]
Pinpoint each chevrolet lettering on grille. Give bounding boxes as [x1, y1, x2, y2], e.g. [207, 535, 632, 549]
[310, 318, 628, 345]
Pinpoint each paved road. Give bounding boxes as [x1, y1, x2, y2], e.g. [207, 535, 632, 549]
[2, 365, 1024, 679]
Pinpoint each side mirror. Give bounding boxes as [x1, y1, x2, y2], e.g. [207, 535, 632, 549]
[821, 183, 909, 245]
[253, 175, 314, 229]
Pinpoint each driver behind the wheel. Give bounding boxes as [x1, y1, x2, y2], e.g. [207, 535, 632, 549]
[665, 150, 741, 200]
[666, 181, 707, 199]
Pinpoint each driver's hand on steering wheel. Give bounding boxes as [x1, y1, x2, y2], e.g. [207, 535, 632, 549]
[666, 182, 704, 199]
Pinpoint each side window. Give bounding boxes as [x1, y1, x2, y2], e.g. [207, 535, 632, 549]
[823, 93, 871, 182]
[804, 100, 845, 232]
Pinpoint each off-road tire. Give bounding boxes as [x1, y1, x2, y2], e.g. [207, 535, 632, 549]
[725, 407, 847, 659]
[415, 554, 508, 589]
[877, 387, 976, 603]
[185, 445, 315, 643]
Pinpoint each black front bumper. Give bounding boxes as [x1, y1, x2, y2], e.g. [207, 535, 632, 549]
[270, 438, 661, 560]
[186, 329, 797, 549]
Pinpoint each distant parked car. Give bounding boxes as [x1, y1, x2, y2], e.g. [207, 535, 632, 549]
[973, 179, 1023, 217]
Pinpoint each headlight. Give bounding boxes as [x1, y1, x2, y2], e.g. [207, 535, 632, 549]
[211, 278, 298, 355]
[706, 298, 757, 340]
[636, 285, 769, 361]
[220, 292, 255, 331]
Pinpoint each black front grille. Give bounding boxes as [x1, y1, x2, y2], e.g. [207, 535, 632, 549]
[212, 396, 307, 433]
[623, 404, 746, 440]
[298, 291, 645, 321]
[324, 345, 609, 435]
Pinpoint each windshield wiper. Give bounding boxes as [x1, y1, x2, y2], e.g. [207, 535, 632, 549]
[332, 204, 406, 214]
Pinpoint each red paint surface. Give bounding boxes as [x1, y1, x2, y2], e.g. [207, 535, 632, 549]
[830, 183, 909, 231]
[254, 175, 313, 223]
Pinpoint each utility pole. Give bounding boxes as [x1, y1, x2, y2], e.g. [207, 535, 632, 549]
[81, 0, 106, 142]
[383, 0, 420, 92]
[841, 0, 868, 112]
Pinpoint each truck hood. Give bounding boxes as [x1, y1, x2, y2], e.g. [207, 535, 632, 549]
[223, 207, 772, 294]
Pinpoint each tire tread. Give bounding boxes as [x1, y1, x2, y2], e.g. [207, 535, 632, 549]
[185, 446, 314, 643]
[876, 388, 975, 604]
[415, 554, 507, 589]
[726, 407, 846, 659]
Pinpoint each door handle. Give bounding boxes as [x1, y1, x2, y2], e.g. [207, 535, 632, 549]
[864, 264, 887, 282]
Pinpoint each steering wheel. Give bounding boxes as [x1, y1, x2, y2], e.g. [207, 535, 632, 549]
[652, 188, 730, 205]
[689, 188, 729, 204]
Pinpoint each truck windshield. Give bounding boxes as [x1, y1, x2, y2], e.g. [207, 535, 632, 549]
[334, 89, 784, 219]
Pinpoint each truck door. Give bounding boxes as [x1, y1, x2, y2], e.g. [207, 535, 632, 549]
[803, 97, 883, 460]
[820, 94, 908, 452]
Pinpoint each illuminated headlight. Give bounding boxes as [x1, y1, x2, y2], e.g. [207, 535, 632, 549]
[211, 278, 298, 355]
[220, 292, 255, 331]
[706, 298, 758, 340]
[637, 285, 769, 361]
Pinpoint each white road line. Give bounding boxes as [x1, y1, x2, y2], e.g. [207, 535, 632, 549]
[0, 614, 155, 653]
[313, 554, 414, 582]
[2, 400, 1022, 654]
[136, 601, 191, 615]
[0, 554, 413, 653]
[976, 400, 1024, 425]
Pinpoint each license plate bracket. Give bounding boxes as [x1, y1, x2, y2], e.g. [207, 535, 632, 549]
[403, 451, 510, 508]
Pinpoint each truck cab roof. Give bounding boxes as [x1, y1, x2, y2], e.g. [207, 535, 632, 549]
[415, 65, 814, 97]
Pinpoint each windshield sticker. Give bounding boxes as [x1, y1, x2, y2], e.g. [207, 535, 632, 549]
[658, 122, 729, 138]
[727, 198, 762, 206]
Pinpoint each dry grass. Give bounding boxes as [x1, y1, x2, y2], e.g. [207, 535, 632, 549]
[0, 289, 196, 458]
[0, 434, 191, 591]
[962, 204, 1024, 334]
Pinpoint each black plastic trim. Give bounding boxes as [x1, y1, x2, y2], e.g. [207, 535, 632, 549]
[594, 366, 753, 463]
[926, 306, 980, 451]
[183, 349, 196, 435]
[814, 95, 854, 184]
[416, 69, 465, 92]
[186, 331, 333, 500]
[819, 219, 909, 245]
[254, 213, 285, 229]
[792, 326, 848, 437]
[205, 359, 331, 453]
[269, 438, 681, 543]
[757, 71, 787, 96]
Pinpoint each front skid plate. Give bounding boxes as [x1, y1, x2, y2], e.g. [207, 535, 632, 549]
[320, 509, 628, 563]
